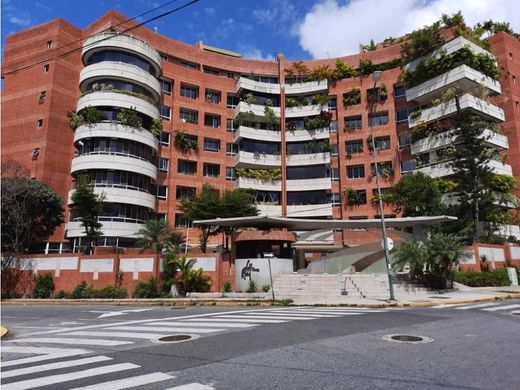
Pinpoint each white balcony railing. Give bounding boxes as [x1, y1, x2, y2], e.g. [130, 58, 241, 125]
[285, 79, 328, 95]
[236, 77, 280, 95]
[285, 104, 325, 118]
[68, 187, 156, 210]
[236, 177, 281, 191]
[78, 92, 160, 120]
[286, 152, 330, 166]
[71, 154, 158, 180]
[235, 101, 281, 117]
[234, 151, 281, 168]
[286, 204, 333, 218]
[66, 221, 145, 239]
[257, 204, 282, 217]
[287, 177, 331, 191]
[74, 122, 159, 151]
[286, 127, 329, 142]
[234, 125, 281, 143]
[417, 159, 512, 178]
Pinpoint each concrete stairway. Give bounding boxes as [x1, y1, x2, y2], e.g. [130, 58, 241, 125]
[273, 274, 344, 300]
[343, 274, 431, 299]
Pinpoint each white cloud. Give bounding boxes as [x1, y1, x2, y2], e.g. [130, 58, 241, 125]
[241, 47, 275, 61]
[297, 0, 520, 59]
[9, 16, 32, 26]
[252, 0, 300, 35]
[35, 2, 52, 11]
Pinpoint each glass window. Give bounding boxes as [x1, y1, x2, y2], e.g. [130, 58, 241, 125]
[177, 159, 197, 175]
[347, 165, 365, 179]
[156, 185, 168, 199]
[204, 114, 221, 128]
[398, 133, 411, 149]
[179, 109, 198, 124]
[160, 131, 170, 146]
[180, 84, 198, 99]
[227, 119, 237, 132]
[368, 112, 389, 127]
[227, 94, 238, 108]
[158, 157, 169, 172]
[204, 138, 220, 152]
[374, 136, 391, 150]
[329, 120, 337, 133]
[204, 66, 220, 76]
[227, 72, 235, 79]
[179, 61, 198, 70]
[205, 89, 221, 104]
[371, 162, 393, 176]
[43, 64, 49, 72]
[287, 165, 329, 180]
[226, 167, 236, 181]
[330, 168, 340, 181]
[330, 144, 338, 157]
[203, 163, 220, 178]
[175, 214, 193, 228]
[226, 143, 238, 156]
[400, 159, 416, 173]
[396, 108, 409, 123]
[160, 105, 171, 120]
[394, 85, 406, 99]
[346, 140, 364, 154]
[328, 96, 337, 110]
[330, 192, 341, 206]
[345, 116, 362, 131]
[176, 186, 196, 200]
[161, 79, 172, 95]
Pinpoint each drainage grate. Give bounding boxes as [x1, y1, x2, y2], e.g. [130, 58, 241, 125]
[391, 335, 424, 342]
[382, 334, 434, 344]
[158, 335, 192, 342]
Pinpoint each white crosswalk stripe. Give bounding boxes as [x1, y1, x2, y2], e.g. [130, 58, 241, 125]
[454, 302, 501, 310]
[63, 331, 169, 339]
[7, 338, 133, 346]
[108, 325, 227, 333]
[481, 304, 520, 311]
[247, 311, 341, 318]
[1, 347, 91, 367]
[147, 321, 257, 328]
[181, 318, 288, 324]
[165, 384, 216, 390]
[214, 315, 315, 320]
[68, 372, 175, 390]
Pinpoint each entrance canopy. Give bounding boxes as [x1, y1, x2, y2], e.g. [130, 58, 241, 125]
[193, 215, 457, 230]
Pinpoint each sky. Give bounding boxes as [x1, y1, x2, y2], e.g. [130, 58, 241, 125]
[2, 0, 520, 61]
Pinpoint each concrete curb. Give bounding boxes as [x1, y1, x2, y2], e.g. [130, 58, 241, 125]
[1, 325, 8, 339]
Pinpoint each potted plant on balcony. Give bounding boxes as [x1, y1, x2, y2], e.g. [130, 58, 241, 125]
[243, 93, 257, 105]
[343, 89, 361, 107]
[117, 107, 142, 128]
[345, 188, 365, 206]
[174, 131, 198, 152]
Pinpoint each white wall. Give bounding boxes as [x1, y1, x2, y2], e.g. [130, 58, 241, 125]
[235, 258, 293, 291]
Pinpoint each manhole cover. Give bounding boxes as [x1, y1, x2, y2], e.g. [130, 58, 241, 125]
[382, 334, 434, 344]
[158, 335, 192, 342]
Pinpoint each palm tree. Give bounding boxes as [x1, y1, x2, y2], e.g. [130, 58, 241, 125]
[426, 233, 468, 288]
[392, 240, 428, 282]
[137, 219, 171, 278]
[162, 254, 210, 296]
[166, 231, 185, 253]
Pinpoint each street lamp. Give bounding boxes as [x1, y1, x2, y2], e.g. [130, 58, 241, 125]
[369, 70, 395, 301]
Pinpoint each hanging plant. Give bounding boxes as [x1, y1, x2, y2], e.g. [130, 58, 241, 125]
[343, 89, 361, 107]
[174, 130, 198, 152]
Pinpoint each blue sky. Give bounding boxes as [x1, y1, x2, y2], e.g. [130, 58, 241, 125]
[2, 0, 520, 61]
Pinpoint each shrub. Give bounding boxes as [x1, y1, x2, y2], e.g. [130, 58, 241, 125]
[454, 269, 517, 287]
[70, 281, 91, 299]
[32, 273, 55, 298]
[261, 284, 271, 293]
[68, 281, 127, 299]
[246, 280, 257, 293]
[222, 281, 232, 293]
[55, 290, 67, 299]
[275, 299, 294, 306]
[92, 285, 127, 299]
[133, 277, 160, 298]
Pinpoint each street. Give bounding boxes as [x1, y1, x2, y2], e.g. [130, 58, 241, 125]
[1, 300, 520, 389]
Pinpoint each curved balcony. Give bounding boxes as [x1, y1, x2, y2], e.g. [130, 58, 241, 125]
[285, 80, 328, 95]
[66, 220, 145, 239]
[286, 152, 330, 166]
[80, 62, 161, 102]
[234, 125, 281, 143]
[82, 33, 162, 77]
[287, 204, 333, 218]
[286, 127, 329, 142]
[236, 177, 281, 191]
[405, 65, 501, 104]
[234, 151, 281, 168]
[77, 92, 159, 120]
[71, 154, 157, 180]
[236, 77, 280, 95]
[287, 177, 331, 191]
[68, 187, 156, 210]
[408, 94, 505, 128]
[285, 104, 325, 118]
[235, 101, 281, 117]
[257, 204, 282, 217]
[417, 159, 512, 178]
[74, 122, 159, 151]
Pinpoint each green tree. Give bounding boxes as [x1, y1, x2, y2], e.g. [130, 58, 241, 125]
[70, 175, 104, 254]
[162, 254, 211, 296]
[136, 219, 172, 254]
[390, 172, 443, 216]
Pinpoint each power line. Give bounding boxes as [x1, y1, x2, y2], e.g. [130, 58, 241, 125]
[2, 0, 200, 76]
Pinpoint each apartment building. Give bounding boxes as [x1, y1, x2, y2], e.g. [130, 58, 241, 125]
[2, 10, 519, 254]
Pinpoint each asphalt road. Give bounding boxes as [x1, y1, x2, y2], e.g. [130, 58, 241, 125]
[1, 300, 520, 389]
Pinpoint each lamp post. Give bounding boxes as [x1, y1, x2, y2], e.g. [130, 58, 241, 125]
[369, 70, 395, 301]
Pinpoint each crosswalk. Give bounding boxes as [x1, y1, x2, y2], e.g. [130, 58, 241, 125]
[434, 301, 520, 315]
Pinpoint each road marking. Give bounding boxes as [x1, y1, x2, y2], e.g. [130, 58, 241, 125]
[242, 312, 341, 318]
[108, 326, 225, 333]
[286, 310, 366, 315]
[147, 321, 257, 328]
[454, 303, 501, 310]
[2, 363, 139, 390]
[2, 356, 113, 379]
[215, 315, 314, 320]
[8, 338, 133, 346]
[481, 304, 520, 311]
[1, 347, 91, 367]
[432, 304, 469, 309]
[63, 331, 168, 339]
[69, 372, 174, 390]
[291, 307, 370, 311]
[182, 318, 288, 324]
[87, 309, 153, 319]
[165, 384, 215, 390]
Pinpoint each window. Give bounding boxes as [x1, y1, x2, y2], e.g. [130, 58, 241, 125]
[177, 159, 197, 175]
[396, 108, 409, 123]
[158, 157, 169, 172]
[398, 133, 411, 149]
[347, 189, 367, 205]
[179, 61, 198, 70]
[204, 138, 220, 152]
[203, 66, 220, 76]
[368, 112, 389, 127]
[32, 148, 40, 159]
[346, 140, 364, 155]
[374, 136, 391, 150]
[513, 75, 517, 84]
[226, 143, 238, 156]
[394, 85, 406, 99]
[175, 214, 193, 228]
[39, 90, 46, 104]
[43, 64, 49, 72]
[160, 105, 171, 120]
[344, 115, 362, 131]
[160, 131, 170, 146]
[226, 166, 236, 181]
[204, 114, 221, 128]
[347, 165, 365, 179]
[37, 119, 44, 128]
[330, 143, 338, 157]
[160, 53, 168, 61]
[156, 185, 168, 200]
[227, 94, 238, 108]
[160, 79, 172, 95]
[205, 89, 221, 104]
[329, 120, 337, 133]
[46, 40, 53, 48]
[328, 97, 337, 110]
[179, 109, 198, 124]
[509, 52, 513, 60]
[371, 161, 393, 176]
[400, 159, 416, 173]
[227, 119, 237, 132]
[156, 213, 166, 221]
[203, 163, 220, 178]
[330, 167, 339, 181]
[227, 72, 235, 79]
[176, 186, 196, 200]
[330, 192, 341, 206]
[180, 84, 198, 99]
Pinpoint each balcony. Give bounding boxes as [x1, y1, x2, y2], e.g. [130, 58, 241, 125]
[234, 125, 281, 143]
[78, 92, 159, 120]
[287, 177, 331, 191]
[285, 80, 328, 95]
[287, 204, 333, 218]
[236, 177, 281, 191]
[286, 127, 329, 142]
[82, 32, 162, 77]
[404, 36, 495, 73]
[417, 159, 512, 178]
[286, 152, 330, 166]
[235, 101, 281, 117]
[411, 128, 508, 155]
[80, 62, 161, 102]
[71, 154, 158, 180]
[66, 220, 145, 239]
[257, 204, 282, 217]
[68, 187, 156, 210]
[236, 77, 280, 95]
[285, 104, 325, 118]
[74, 122, 159, 151]
[234, 151, 281, 168]
[408, 94, 505, 128]
[405, 65, 501, 104]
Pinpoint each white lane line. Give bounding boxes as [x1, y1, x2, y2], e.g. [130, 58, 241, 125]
[0, 347, 90, 368]
[108, 326, 225, 333]
[242, 312, 340, 318]
[2, 356, 113, 379]
[63, 331, 168, 339]
[481, 304, 520, 312]
[181, 318, 288, 324]
[290, 307, 371, 311]
[287, 310, 368, 315]
[69, 372, 174, 390]
[2, 363, 139, 390]
[7, 338, 133, 346]
[147, 321, 257, 328]
[454, 302, 501, 310]
[165, 383, 215, 390]
[215, 315, 314, 320]
[432, 304, 469, 309]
